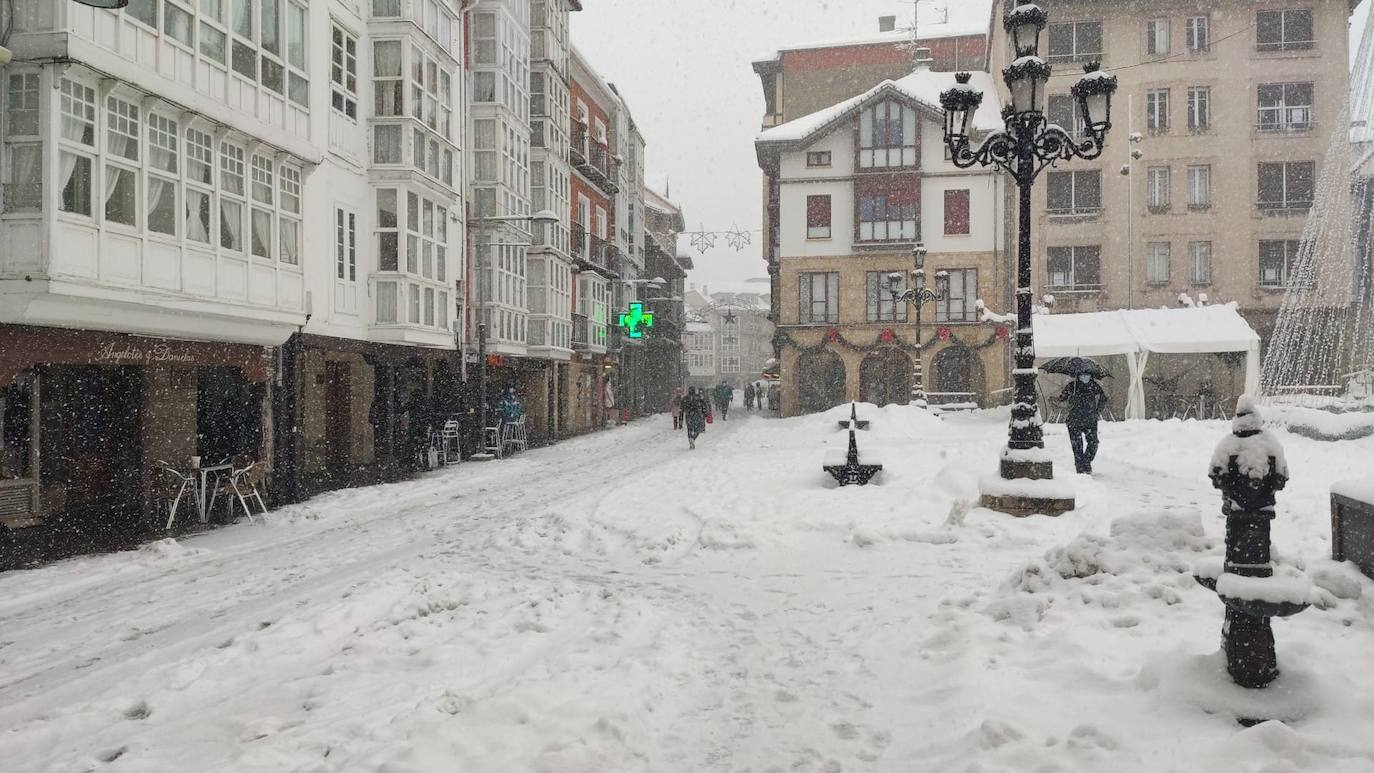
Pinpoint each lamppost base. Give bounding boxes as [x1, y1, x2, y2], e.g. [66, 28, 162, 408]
[979, 455, 1076, 517]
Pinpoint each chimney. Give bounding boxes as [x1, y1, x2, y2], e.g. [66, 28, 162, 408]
[878, 15, 896, 32]
[912, 47, 933, 70]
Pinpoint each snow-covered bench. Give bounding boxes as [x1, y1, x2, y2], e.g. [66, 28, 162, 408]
[1332, 479, 1374, 580]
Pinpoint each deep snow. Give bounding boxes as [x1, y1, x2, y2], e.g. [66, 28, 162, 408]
[0, 406, 1372, 772]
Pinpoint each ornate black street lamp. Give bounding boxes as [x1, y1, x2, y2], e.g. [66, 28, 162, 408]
[940, 3, 1116, 495]
[886, 242, 948, 409]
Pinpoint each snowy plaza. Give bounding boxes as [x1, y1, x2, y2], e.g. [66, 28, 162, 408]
[1, 406, 1371, 772]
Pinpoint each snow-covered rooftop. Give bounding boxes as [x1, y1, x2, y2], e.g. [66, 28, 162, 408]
[756, 69, 1003, 147]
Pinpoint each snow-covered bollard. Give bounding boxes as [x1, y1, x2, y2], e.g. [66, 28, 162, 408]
[1194, 397, 1310, 692]
[823, 417, 883, 486]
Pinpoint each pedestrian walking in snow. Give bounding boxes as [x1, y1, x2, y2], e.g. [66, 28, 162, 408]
[744, 383, 756, 411]
[713, 380, 733, 421]
[681, 387, 709, 449]
[670, 386, 685, 430]
[767, 382, 780, 412]
[1060, 373, 1107, 474]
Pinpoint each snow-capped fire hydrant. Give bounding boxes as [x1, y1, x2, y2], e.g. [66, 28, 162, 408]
[1195, 397, 1310, 690]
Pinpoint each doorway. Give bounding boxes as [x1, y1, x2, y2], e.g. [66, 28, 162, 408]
[41, 366, 144, 526]
[860, 349, 912, 407]
[324, 361, 352, 481]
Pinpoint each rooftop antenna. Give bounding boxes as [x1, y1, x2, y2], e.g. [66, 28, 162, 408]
[896, 0, 948, 68]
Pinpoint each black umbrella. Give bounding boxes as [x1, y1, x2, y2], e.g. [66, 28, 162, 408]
[1039, 356, 1111, 379]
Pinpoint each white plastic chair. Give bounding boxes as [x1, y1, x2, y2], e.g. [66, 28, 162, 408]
[208, 460, 267, 524]
[156, 461, 196, 530]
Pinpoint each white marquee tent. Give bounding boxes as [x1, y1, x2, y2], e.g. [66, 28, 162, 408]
[1031, 304, 1262, 419]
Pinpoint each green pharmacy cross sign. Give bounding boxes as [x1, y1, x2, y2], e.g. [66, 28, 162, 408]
[617, 302, 655, 339]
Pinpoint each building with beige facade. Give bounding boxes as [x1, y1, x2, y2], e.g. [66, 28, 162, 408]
[755, 67, 1012, 416]
[987, 0, 1357, 349]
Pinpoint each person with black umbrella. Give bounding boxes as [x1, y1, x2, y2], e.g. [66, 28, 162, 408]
[1060, 371, 1108, 474]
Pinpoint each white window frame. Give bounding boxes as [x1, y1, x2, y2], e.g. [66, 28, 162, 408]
[1187, 165, 1211, 209]
[1146, 241, 1171, 284]
[1188, 241, 1212, 284]
[1186, 86, 1210, 131]
[1186, 15, 1210, 53]
[330, 22, 359, 120]
[1146, 18, 1169, 55]
[1146, 166, 1170, 210]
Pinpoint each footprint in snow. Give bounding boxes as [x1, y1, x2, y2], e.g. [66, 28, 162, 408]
[123, 701, 152, 720]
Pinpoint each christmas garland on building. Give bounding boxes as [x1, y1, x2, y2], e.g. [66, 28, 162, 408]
[774, 323, 1009, 357]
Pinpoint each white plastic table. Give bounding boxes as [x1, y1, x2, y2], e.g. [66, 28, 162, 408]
[194, 463, 233, 523]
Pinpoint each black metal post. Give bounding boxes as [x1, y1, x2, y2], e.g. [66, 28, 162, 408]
[1009, 163, 1044, 450]
[913, 299, 926, 406]
[477, 232, 489, 453]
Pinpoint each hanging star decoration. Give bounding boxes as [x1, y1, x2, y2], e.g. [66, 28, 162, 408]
[689, 225, 718, 254]
[724, 223, 752, 252]
[723, 311, 738, 325]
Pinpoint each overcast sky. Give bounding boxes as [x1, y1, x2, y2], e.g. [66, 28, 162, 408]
[571, 0, 1371, 294]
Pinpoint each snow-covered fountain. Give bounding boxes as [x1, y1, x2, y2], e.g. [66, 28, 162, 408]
[1261, 20, 1374, 406]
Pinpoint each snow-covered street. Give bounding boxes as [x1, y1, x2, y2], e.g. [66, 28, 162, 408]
[2, 407, 1372, 773]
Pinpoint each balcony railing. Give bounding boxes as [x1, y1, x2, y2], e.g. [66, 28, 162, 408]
[570, 121, 588, 165]
[572, 312, 589, 347]
[572, 222, 587, 258]
[1257, 200, 1313, 216]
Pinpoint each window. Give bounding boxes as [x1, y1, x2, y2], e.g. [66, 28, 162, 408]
[59, 78, 98, 216]
[1187, 165, 1211, 209]
[5, 74, 42, 212]
[858, 194, 917, 242]
[474, 12, 496, 64]
[1188, 241, 1212, 284]
[1259, 240, 1305, 286]
[61, 79, 97, 146]
[127, 0, 158, 28]
[330, 24, 358, 119]
[376, 188, 399, 271]
[164, 1, 194, 47]
[865, 272, 907, 322]
[372, 0, 400, 16]
[1047, 94, 1087, 138]
[858, 101, 917, 169]
[279, 165, 300, 264]
[1256, 9, 1313, 51]
[1046, 245, 1102, 290]
[1146, 18, 1169, 55]
[373, 40, 403, 116]
[1146, 242, 1170, 284]
[474, 72, 496, 103]
[943, 189, 971, 234]
[1257, 161, 1315, 211]
[373, 125, 402, 164]
[249, 154, 273, 258]
[1187, 87, 1210, 131]
[1146, 89, 1169, 132]
[806, 195, 831, 239]
[1186, 15, 1210, 52]
[335, 208, 356, 281]
[146, 114, 179, 236]
[106, 98, 140, 161]
[220, 142, 245, 250]
[1046, 21, 1102, 64]
[1257, 83, 1313, 131]
[806, 151, 832, 168]
[1046, 171, 1100, 215]
[936, 268, 978, 323]
[799, 272, 839, 323]
[1146, 166, 1170, 211]
[376, 280, 398, 323]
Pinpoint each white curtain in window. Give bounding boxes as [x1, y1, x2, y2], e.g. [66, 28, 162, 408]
[148, 176, 175, 234]
[105, 166, 137, 225]
[186, 188, 211, 242]
[6, 144, 42, 210]
[60, 153, 79, 197]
